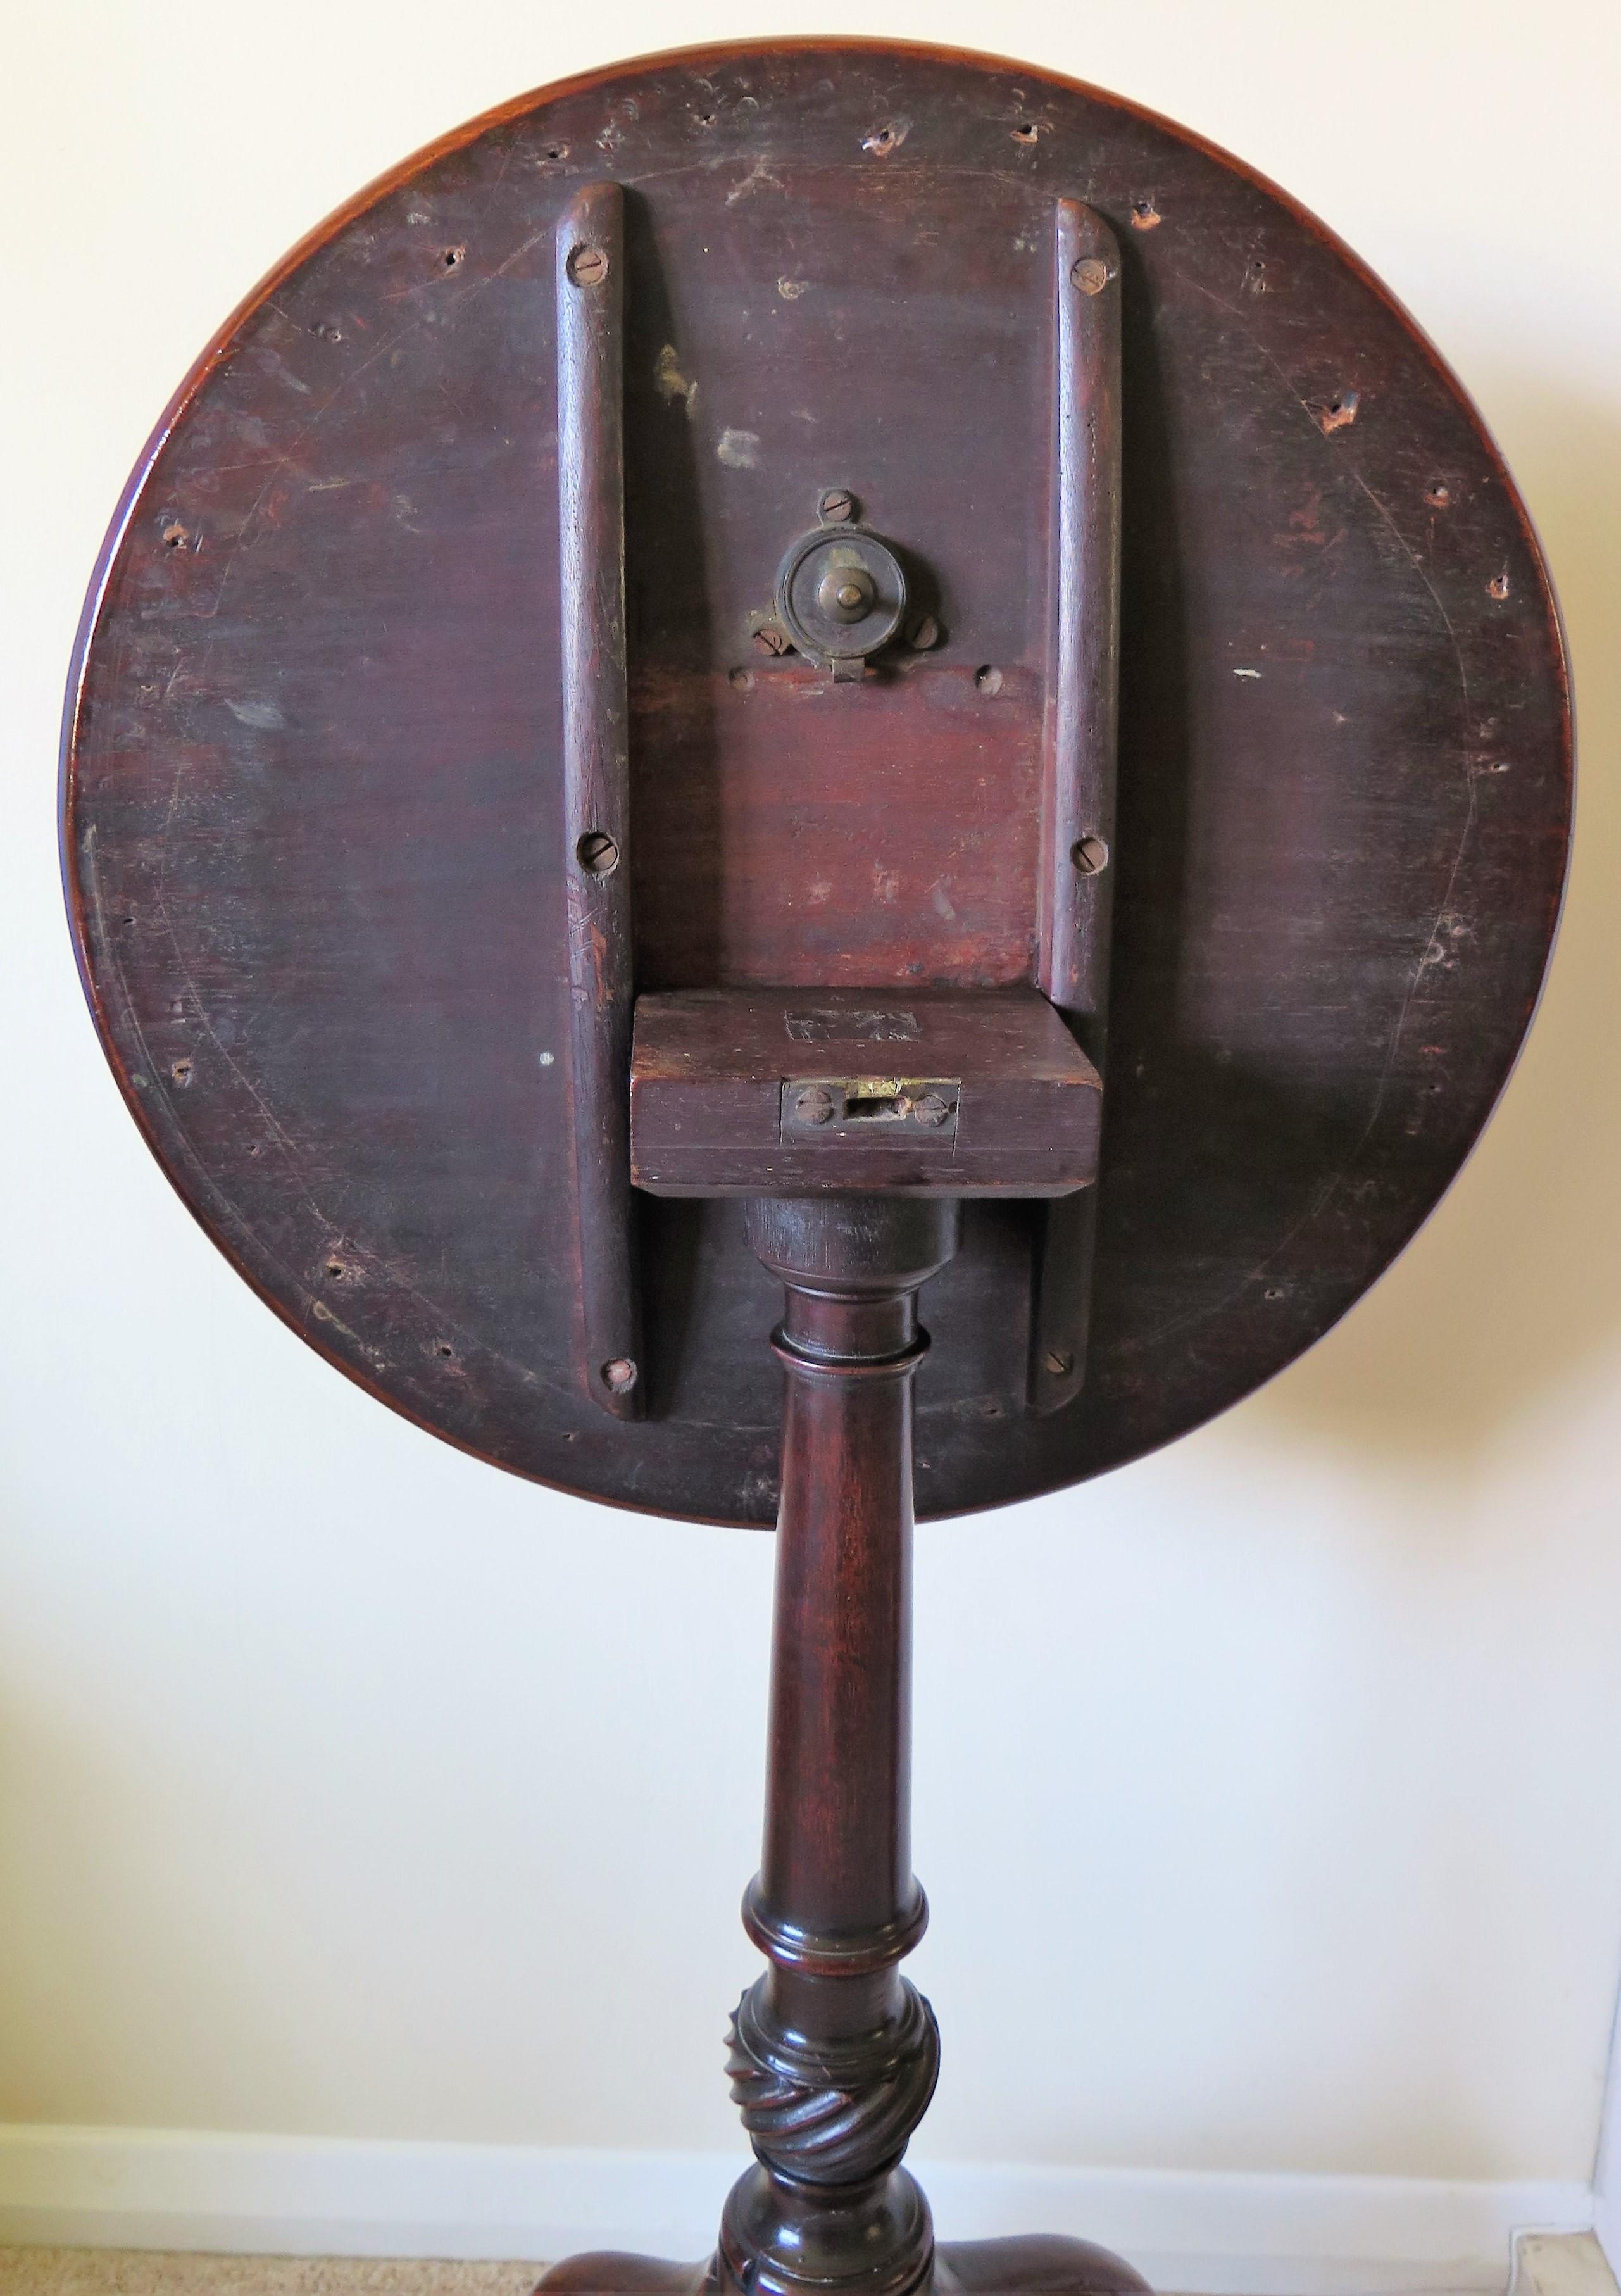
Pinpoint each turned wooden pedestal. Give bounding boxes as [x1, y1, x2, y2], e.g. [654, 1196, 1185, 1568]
[539, 1198, 1148, 2296]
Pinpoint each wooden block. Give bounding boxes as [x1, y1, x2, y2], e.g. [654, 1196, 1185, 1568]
[630, 988, 1100, 1198]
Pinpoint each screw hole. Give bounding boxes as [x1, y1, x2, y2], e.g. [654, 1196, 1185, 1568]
[1264, 1286, 1285, 1302]
[974, 664, 1003, 696]
[1487, 572, 1511, 601]
[325, 1260, 346, 1282]
[161, 521, 189, 550]
[862, 121, 903, 156]
[442, 246, 465, 270]
[729, 667, 755, 691]
[435, 1342, 454, 1360]
[1312, 388, 1360, 435]
[1425, 480, 1452, 508]
[170, 1058, 192, 1087]
[1130, 197, 1161, 230]
[1011, 122, 1039, 145]
[566, 242, 609, 287]
[543, 142, 570, 160]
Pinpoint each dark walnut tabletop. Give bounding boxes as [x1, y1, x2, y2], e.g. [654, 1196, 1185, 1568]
[61, 41, 1570, 1526]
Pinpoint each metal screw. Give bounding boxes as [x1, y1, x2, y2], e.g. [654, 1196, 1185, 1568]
[567, 244, 610, 287]
[753, 622, 789, 656]
[1071, 834, 1110, 876]
[818, 488, 855, 524]
[913, 1093, 951, 1128]
[1071, 256, 1111, 295]
[907, 613, 940, 651]
[576, 829, 620, 875]
[601, 1357, 638, 1393]
[795, 1086, 836, 1125]
[1042, 1347, 1075, 1377]
[975, 664, 1003, 696]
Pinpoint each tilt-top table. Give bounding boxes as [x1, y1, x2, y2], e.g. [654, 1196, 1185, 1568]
[62, 40, 1570, 2296]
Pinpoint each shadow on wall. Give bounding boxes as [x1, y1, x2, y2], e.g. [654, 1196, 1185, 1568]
[0, 1683, 313, 2129]
[1249, 372, 1621, 1464]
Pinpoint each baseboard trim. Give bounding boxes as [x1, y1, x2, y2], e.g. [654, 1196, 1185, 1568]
[1596, 1962, 1621, 2282]
[0, 2125, 1593, 2293]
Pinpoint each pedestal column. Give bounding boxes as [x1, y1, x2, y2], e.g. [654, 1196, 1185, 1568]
[720, 1196, 959, 2296]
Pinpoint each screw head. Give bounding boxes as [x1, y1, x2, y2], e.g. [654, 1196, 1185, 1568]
[567, 244, 610, 287]
[1042, 1347, 1075, 1377]
[576, 829, 620, 875]
[907, 613, 940, 651]
[1071, 834, 1110, 876]
[795, 1086, 836, 1126]
[1071, 255, 1112, 295]
[913, 1093, 951, 1129]
[818, 488, 855, 524]
[753, 622, 790, 656]
[601, 1357, 638, 1393]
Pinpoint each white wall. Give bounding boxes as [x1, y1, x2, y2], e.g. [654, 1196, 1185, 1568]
[5, 0, 1621, 2230]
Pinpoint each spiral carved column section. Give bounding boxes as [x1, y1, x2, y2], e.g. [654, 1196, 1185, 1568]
[726, 1976, 941, 2189]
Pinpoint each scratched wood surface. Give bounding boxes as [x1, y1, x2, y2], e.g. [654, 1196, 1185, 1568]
[61, 39, 1571, 1525]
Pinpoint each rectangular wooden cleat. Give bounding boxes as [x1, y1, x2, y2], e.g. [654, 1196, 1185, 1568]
[630, 987, 1100, 1198]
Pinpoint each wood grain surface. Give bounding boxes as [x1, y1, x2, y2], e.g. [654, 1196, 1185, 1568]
[61, 40, 1571, 1526]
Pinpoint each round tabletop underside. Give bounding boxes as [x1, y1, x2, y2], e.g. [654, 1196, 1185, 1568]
[62, 41, 1570, 1526]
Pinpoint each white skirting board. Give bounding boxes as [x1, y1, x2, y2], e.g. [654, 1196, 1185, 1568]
[0, 2126, 1595, 2294]
[1598, 1980, 1621, 2284]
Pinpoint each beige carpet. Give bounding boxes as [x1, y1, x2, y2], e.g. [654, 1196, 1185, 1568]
[0, 2261, 544, 2295]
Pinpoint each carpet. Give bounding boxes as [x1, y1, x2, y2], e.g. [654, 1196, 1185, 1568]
[0, 2260, 545, 2295]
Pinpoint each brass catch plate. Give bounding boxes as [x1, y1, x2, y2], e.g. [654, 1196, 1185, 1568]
[781, 1077, 960, 1140]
